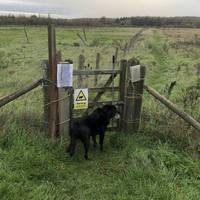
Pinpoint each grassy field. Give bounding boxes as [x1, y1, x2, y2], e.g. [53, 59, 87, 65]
[0, 26, 200, 199]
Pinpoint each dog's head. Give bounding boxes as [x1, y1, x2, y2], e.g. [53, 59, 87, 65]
[102, 105, 120, 120]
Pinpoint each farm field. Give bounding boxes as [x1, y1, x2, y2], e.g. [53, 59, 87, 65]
[0, 26, 200, 199]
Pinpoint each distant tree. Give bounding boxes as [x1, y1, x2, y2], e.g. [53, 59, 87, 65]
[99, 16, 107, 25]
[0, 15, 200, 28]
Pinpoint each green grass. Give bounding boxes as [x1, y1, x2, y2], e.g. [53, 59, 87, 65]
[0, 26, 200, 199]
[1, 124, 200, 200]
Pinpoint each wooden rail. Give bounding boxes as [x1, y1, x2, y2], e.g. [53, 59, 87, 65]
[73, 69, 121, 76]
[89, 87, 119, 93]
[88, 100, 124, 107]
[94, 53, 100, 86]
[86, 73, 119, 113]
[144, 85, 200, 132]
[0, 79, 43, 108]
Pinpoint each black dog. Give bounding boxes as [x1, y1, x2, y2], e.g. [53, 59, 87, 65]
[67, 105, 120, 160]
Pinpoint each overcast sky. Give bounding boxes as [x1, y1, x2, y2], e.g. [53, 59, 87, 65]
[0, 0, 200, 18]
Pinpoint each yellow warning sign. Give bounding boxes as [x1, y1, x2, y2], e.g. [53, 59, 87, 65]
[74, 88, 88, 110]
[76, 90, 87, 101]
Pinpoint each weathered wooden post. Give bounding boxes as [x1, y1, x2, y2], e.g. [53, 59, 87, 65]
[118, 59, 128, 130]
[42, 60, 49, 132]
[94, 53, 100, 86]
[78, 54, 85, 87]
[47, 24, 58, 138]
[123, 58, 145, 133]
[58, 60, 73, 143]
[58, 87, 73, 143]
[43, 51, 61, 136]
[114, 48, 119, 63]
[24, 25, 29, 43]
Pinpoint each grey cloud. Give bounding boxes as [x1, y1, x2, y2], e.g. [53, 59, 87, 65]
[0, 0, 200, 17]
[0, 0, 72, 16]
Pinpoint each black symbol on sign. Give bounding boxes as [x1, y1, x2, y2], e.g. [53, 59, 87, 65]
[76, 90, 87, 101]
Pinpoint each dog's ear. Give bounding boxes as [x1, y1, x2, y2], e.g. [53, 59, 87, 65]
[102, 105, 118, 119]
[102, 104, 116, 111]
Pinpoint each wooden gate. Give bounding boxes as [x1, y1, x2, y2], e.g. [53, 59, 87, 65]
[43, 24, 146, 141]
[56, 62, 126, 142]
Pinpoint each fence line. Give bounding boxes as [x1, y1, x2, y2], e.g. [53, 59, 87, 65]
[73, 69, 121, 76]
[144, 85, 200, 132]
[2, 24, 199, 140]
[0, 79, 43, 108]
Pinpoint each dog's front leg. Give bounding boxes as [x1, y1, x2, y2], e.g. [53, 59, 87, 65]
[92, 135, 97, 148]
[69, 137, 77, 157]
[99, 133, 105, 151]
[81, 136, 90, 160]
[66, 144, 70, 153]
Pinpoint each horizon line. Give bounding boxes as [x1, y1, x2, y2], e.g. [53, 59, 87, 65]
[0, 10, 199, 19]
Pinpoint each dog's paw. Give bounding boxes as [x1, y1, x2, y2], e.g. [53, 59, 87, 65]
[100, 146, 104, 151]
[84, 155, 89, 160]
[66, 145, 71, 153]
[66, 149, 70, 153]
[100, 149, 106, 153]
[70, 152, 74, 157]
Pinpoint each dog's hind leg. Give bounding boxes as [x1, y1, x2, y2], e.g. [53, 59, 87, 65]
[99, 133, 105, 151]
[92, 135, 97, 148]
[69, 137, 77, 157]
[81, 136, 90, 160]
[66, 144, 70, 153]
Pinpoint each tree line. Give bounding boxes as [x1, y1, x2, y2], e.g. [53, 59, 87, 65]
[0, 15, 200, 28]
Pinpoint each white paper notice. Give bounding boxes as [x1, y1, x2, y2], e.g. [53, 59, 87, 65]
[130, 65, 141, 83]
[57, 63, 73, 87]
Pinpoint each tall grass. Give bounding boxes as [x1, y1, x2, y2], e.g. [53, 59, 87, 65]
[1, 126, 200, 200]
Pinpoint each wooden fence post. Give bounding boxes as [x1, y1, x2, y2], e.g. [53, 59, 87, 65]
[58, 59, 73, 143]
[58, 87, 73, 143]
[42, 60, 49, 133]
[48, 24, 58, 138]
[24, 25, 29, 43]
[123, 59, 145, 133]
[43, 51, 61, 136]
[94, 53, 100, 86]
[115, 48, 119, 64]
[118, 59, 128, 130]
[78, 54, 85, 88]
